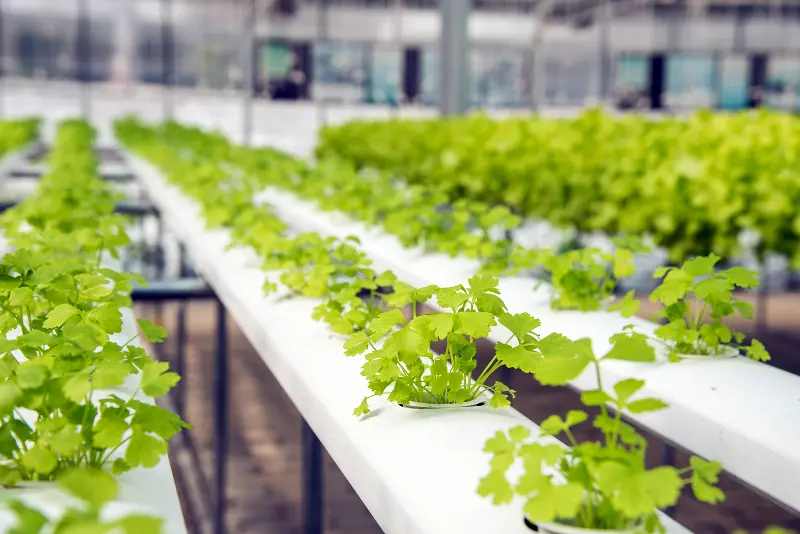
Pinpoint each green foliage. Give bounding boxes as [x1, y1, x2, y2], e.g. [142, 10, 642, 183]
[649, 253, 769, 360]
[115, 118, 550, 414]
[6, 468, 165, 533]
[316, 109, 800, 267]
[478, 333, 724, 532]
[535, 246, 639, 313]
[0, 120, 188, 486]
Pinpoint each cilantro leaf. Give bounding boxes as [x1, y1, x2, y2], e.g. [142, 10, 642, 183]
[137, 318, 168, 343]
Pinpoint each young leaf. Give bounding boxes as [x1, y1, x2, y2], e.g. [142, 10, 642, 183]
[125, 430, 167, 468]
[43, 303, 80, 329]
[59, 468, 119, 508]
[136, 318, 168, 343]
[603, 332, 655, 362]
[626, 397, 669, 413]
[140, 361, 180, 397]
[498, 312, 541, 342]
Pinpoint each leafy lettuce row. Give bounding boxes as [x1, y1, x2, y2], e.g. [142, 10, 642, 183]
[115, 118, 729, 532]
[0, 119, 188, 533]
[316, 109, 800, 266]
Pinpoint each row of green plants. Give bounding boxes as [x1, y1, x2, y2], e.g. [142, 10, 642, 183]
[0, 119, 188, 533]
[315, 109, 800, 266]
[114, 117, 760, 534]
[0, 119, 39, 160]
[139, 120, 771, 363]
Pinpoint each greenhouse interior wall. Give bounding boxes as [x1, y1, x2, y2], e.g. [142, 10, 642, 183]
[2, 1, 800, 534]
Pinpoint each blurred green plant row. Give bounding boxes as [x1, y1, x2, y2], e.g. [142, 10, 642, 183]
[316, 109, 800, 265]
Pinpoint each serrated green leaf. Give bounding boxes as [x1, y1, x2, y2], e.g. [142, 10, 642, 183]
[15, 362, 48, 389]
[125, 431, 167, 468]
[626, 397, 669, 413]
[613, 378, 646, 405]
[140, 361, 180, 397]
[136, 318, 168, 343]
[21, 444, 57, 474]
[603, 332, 655, 362]
[499, 312, 541, 341]
[59, 468, 119, 508]
[343, 331, 369, 356]
[369, 309, 406, 338]
[43, 303, 80, 329]
[87, 303, 123, 334]
[494, 343, 539, 373]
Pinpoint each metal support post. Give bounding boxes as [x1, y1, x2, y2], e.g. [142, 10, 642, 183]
[213, 298, 229, 534]
[528, 0, 557, 110]
[0, 0, 5, 118]
[242, 0, 256, 146]
[161, 0, 174, 119]
[302, 420, 324, 534]
[316, 0, 329, 128]
[175, 244, 189, 417]
[660, 443, 677, 516]
[598, 0, 612, 104]
[438, 0, 469, 116]
[756, 270, 768, 338]
[391, 0, 403, 115]
[77, 0, 91, 119]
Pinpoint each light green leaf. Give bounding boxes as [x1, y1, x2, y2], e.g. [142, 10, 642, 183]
[115, 515, 165, 534]
[626, 397, 669, 413]
[603, 332, 655, 362]
[87, 303, 123, 334]
[125, 431, 167, 468]
[499, 312, 541, 341]
[369, 309, 406, 338]
[136, 318, 168, 343]
[140, 361, 180, 397]
[495, 343, 539, 373]
[43, 303, 80, 329]
[682, 254, 721, 278]
[613, 378, 646, 405]
[343, 332, 369, 356]
[15, 362, 48, 390]
[93, 414, 129, 448]
[21, 444, 57, 474]
[59, 468, 119, 508]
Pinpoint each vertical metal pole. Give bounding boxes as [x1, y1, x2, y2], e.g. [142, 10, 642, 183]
[598, 0, 612, 105]
[161, 0, 174, 119]
[439, 0, 469, 116]
[316, 0, 329, 128]
[756, 266, 768, 338]
[77, 0, 91, 119]
[174, 243, 189, 418]
[660, 443, 677, 516]
[529, 0, 557, 110]
[0, 0, 5, 118]
[302, 420, 324, 534]
[391, 0, 403, 116]
[242, 0, 255, 146]
[213, 297, 229, 534]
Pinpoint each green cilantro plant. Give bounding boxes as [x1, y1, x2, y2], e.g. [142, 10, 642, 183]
[648, 253, 770, 361]
[4, 468, 164, 533]
[478, 331, 725, 532]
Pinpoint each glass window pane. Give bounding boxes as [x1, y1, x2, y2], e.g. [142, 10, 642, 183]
[717, 56, 749, 110]
[765, 56, 800, 111]
[312, 41, 367, 103]
[665, 53, 717, 109]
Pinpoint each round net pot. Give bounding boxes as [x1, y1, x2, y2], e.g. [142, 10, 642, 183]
[398, 396, 488, 410]
[677, 345, 739, 361]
